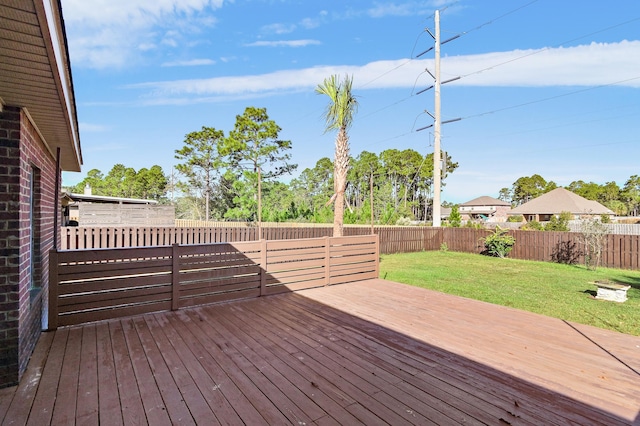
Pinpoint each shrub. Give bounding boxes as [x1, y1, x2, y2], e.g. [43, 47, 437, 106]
[580, 217, 608, 271]
[465, 221, 483, 229]
[522, 220, 543, 231]
[395, 216, 412, 226]
[480, 226, 515, 258]
[600, 214, 611, 224]
[507, 215, 523, 223]
[544, 211, 571, 231]
[448, 205, 461, 228]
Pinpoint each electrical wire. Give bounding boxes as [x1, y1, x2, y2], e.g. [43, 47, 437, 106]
[461, 74, 640, 120]
[460, 16, 640, 80]
[449, 0, 539, 40]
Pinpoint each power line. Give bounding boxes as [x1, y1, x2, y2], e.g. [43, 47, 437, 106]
[461, 75, 640, 120]
[356, 1, 542, 112]
[301, 3, 640, 176]
[450, 0, 539, 40]
[460, 16, 640, 80]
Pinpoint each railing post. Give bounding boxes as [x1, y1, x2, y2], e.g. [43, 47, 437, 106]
[47, 250, 59, 331]
[260, 239, 267, 296]
[374, 234, 380, 278]
[172, 244, 180, 310]
[324, 236, 331, 286]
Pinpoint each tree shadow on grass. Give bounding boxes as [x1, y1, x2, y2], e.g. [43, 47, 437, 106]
[616, 275, 640, 290]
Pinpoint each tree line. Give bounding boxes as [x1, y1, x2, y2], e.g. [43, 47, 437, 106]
[66, 108, 458, 225]
[66, 164, 168, 201]
[498, 174, 640, 216]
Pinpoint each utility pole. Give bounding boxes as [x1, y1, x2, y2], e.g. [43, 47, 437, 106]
[432, 9, 442, 227]
[370, 167, 374, 234]
[416, 9, 460, 226]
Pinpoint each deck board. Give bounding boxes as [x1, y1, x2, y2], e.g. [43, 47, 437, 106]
[108, 320, 146, 425]
[51, 326, 82, 425]
[77, 324, 99, 424]
[25, 329, 67, 426]
[94, 322, 122, 426]
[1, 279, 639, 425]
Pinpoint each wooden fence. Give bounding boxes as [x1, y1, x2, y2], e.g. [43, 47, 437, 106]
[48, 235, 379, 329]
[60, 226, 640, 270]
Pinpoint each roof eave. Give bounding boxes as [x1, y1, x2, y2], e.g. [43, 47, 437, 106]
[0, 0, 82, 172]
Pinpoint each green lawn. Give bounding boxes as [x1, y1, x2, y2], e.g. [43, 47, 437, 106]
[379, 251, 640, 336]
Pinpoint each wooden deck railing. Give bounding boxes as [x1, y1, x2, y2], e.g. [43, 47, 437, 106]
[48, 235, 379, 329]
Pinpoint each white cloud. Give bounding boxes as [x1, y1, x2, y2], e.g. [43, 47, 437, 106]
[60, 0, 224, 68]
[445, 41, 640, 88]
[126, 41, 640, 105]
[261, 23, 297, 35]
[244, 40, 321, 48]
[161, 59, 216, 67]
[79, 122, 109, 132]
[367, 3, 416, 18]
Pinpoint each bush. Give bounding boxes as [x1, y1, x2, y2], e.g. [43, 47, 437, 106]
[580, 217, 608, 271]
[448, 205, 461, 228]
[395, 216, 412, 226]
[465, 221, 483, 229]
[522, 220, 543, 231]
[507, 215, 523, 223]
[480, 226, 515, 258]
[544, 211, 571, 231]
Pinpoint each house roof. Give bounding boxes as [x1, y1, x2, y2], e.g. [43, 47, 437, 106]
[460, 196, 510, 207]
[0, 0, 81, 171]
[509, 188, 614, 215]
[64, 192, 158, 205]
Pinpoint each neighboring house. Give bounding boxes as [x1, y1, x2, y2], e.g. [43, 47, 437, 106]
[508, 188, 614, 222]
[440, 206, 452, 221]
[63, 187, 174, 226]
[459, 196, 511, 222]
[0, 1, 81, 387]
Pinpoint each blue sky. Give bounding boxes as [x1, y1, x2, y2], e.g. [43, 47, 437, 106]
[60, 0, 640, 203]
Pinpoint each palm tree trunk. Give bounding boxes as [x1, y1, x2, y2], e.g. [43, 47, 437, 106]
[333, 129, 350, 237]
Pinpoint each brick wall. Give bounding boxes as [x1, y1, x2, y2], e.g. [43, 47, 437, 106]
[0, 106, 57, 387]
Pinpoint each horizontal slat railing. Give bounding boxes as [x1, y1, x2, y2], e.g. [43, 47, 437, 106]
[48, 235, 379, 329]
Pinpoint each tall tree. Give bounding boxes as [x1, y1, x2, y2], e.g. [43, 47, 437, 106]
[221, 107, 296, 231]
[71, 168, 105, 194]
[137, 165, 168, 201]
[175, 126, 225, 221]
[498, 187, 512, 204]
[512, 174, 556, 205]
[289, 157, 334, 223]
[622, 175, 640, 216]
[316, 74, 359, 237]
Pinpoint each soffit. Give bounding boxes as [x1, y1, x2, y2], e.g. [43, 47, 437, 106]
[0, 0, 81, 171]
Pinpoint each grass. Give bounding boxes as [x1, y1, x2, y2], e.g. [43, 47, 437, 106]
[379, 250, 640, 336]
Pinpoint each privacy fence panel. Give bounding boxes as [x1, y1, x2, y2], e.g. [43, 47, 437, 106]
[60, 225, 640, 270]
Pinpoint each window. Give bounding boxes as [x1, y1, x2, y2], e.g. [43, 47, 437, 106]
[29, 166, 42, 298]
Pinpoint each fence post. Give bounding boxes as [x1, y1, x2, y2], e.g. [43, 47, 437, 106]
[324, 236, 331, 286]
[47, 250, 59, 331]
[260, 239, 267, 296]
[172, 244, 180, 310]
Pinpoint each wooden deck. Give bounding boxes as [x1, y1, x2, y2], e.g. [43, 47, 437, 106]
[1, 279, 639, 425]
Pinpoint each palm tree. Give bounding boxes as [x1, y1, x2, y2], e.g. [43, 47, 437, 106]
[316, 74, 359, 237]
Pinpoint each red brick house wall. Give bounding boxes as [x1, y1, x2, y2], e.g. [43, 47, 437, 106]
[0, 106, 57, 387]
